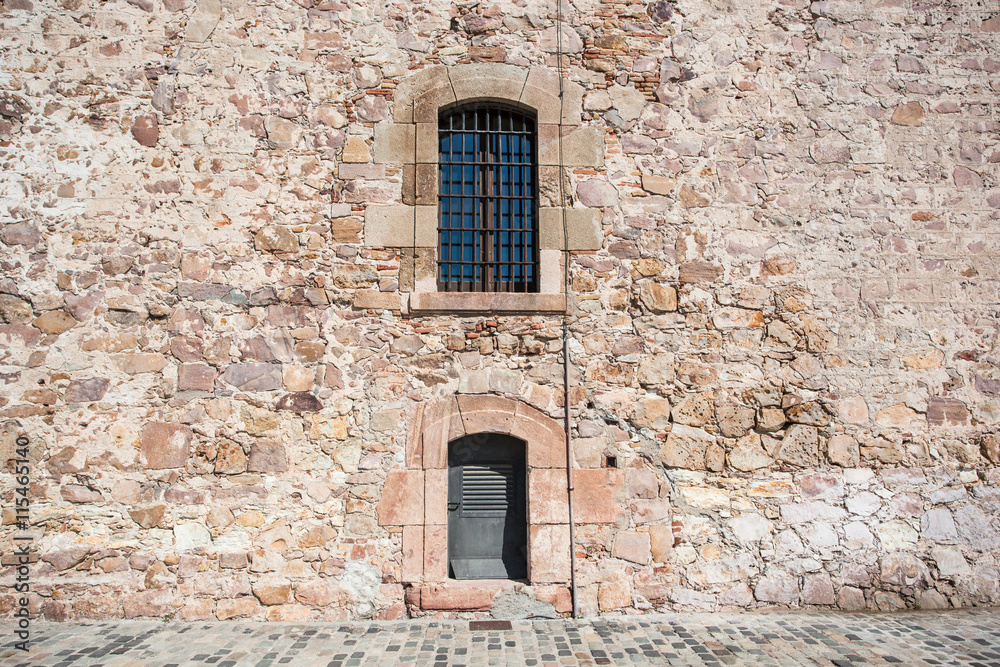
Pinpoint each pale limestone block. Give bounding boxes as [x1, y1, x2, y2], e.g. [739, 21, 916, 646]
[341, 136, 371, 163]
[538, 207, 601, 251]
[539, 249, 562, 294]
[538, 208, 563, 250]
[185, 0, 221, 43]
[413, 85, 456, 123]
[414, 206, 437, 247]
[567, 208, 602, 250]
[450, 63, 527, 103]
[353, 291, 401, 311]
[373, 123, 415, 164]
[364, 205, 414, 247]
[538, 125, 604, 167]
[415, 123, 437, 163]
[641, 174, 675, 195]
[393, 65, 450, 123]
[520, 70, 583, 125]
[414, 164, 437, 205]
[521, 84, 562, 124]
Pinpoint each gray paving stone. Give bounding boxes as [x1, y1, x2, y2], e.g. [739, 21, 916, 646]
[1, 610, 999, 666]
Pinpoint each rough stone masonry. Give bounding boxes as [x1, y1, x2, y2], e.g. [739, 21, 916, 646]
[0, 0, 998, 622]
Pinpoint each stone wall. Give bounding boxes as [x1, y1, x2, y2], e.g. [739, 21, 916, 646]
[1, 0, 999, 621]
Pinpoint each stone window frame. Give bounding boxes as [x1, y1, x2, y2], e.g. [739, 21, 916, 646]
[366, 64, 605, 315]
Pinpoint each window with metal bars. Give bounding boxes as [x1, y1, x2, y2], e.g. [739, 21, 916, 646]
[438, 103, 538, 293]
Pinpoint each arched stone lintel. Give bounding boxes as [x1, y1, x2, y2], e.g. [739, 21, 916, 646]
[392, 64, 582, 126]
[406, 395, 567, 471]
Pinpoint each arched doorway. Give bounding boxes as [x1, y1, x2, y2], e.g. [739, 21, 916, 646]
[447, 433, 527, 580]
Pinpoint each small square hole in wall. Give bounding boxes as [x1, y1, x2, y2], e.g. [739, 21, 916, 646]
[605, 455, 617, 469]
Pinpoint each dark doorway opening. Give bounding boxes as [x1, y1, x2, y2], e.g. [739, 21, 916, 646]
[447, 433, 527, 580]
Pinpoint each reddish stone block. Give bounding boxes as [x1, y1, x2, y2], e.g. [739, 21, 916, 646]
[123, 589, 177, 618]
[529, 523, 571, 584]
[423, 525, 447, 582]
[424, 468, 448, 525]
[247, 441, 288, 473]
[376, 602, 407, 620]
[528, 468, 570, 524]
[514, 402, 567, 469]
[457, 394, 517, 435]
[612, 531, 651, 565]
[419, 397, 463, 469]
[216, 597, 259, 620]
[534, 584, 572, 613]
[376, 470, 424, 526]
[419, 581, 504, 611]
[266, 604, 313, 622]
[177, 363, 216, 391]
[402, 525, 423, 583]
[73, 595, 123, 620]
[140, 422, 192, 469]
[178, 598, 215, 620]
[405, 402, 425, 469]
[572, 469, 626, 524]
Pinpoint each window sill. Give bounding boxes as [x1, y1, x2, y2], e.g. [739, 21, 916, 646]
[408, 292, 566, 315]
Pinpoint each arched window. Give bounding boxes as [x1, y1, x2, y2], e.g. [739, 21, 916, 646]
[438, 104, 538, 293]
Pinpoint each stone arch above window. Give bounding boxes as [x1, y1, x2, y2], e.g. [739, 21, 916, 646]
[362, 64, 606, 315]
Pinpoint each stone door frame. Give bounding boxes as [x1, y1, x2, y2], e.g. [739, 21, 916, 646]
[377, 396, 571, 589]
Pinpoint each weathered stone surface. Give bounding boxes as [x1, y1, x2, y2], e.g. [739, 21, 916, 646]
[953, 506, 1000, 549]
[265, 117, 302, 149]
[572, 469, 625, 524]
[64, 378, 110, 403]
[729, 513, 771, 543]
[576, 179, 619, 207]
[0, 294, 33, 323]
[659, 425, 715, 470]
[253, 577, 292, 606]
[2, 2, 996, 622]
[215, 440, 248, 475]
[716, 404, 754, 438]
[754, 574, 798, 604]
[141, 422, 192, 469]
[612, 532, 651, 565]
[677, 261, 722, 283]
[638, 281, 677, 312]
[247, 442, 288, 473]
[174, 523, 212, 550]
[254, 226, 299, 253]
[275, 392, 323, 412]
[61, 484, 103, 503]
[221, 364, 281, 391]
[129, 504, 166, 529]
[802, 573, 835, 605]
[33, 310, 77, 334]
[727, 433, 772, 471]
[776, 424, 821, 467]
[891, 101, 924, 126]
[632, 397, 671, 430]
[178, 363, 215, 391]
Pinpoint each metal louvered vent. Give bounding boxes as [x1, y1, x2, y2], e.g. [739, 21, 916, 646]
[461, 464, 514, 516]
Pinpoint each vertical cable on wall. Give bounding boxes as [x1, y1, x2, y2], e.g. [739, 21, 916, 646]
[556, 0, 580, 620]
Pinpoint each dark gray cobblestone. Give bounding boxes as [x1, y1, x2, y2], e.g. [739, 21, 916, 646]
[2, 610, 999, 666]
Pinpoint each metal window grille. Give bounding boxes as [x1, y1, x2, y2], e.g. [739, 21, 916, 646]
[438, 103, 538, 293]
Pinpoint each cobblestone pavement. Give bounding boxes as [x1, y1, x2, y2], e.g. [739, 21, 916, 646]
[2, 610, 998, 667]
